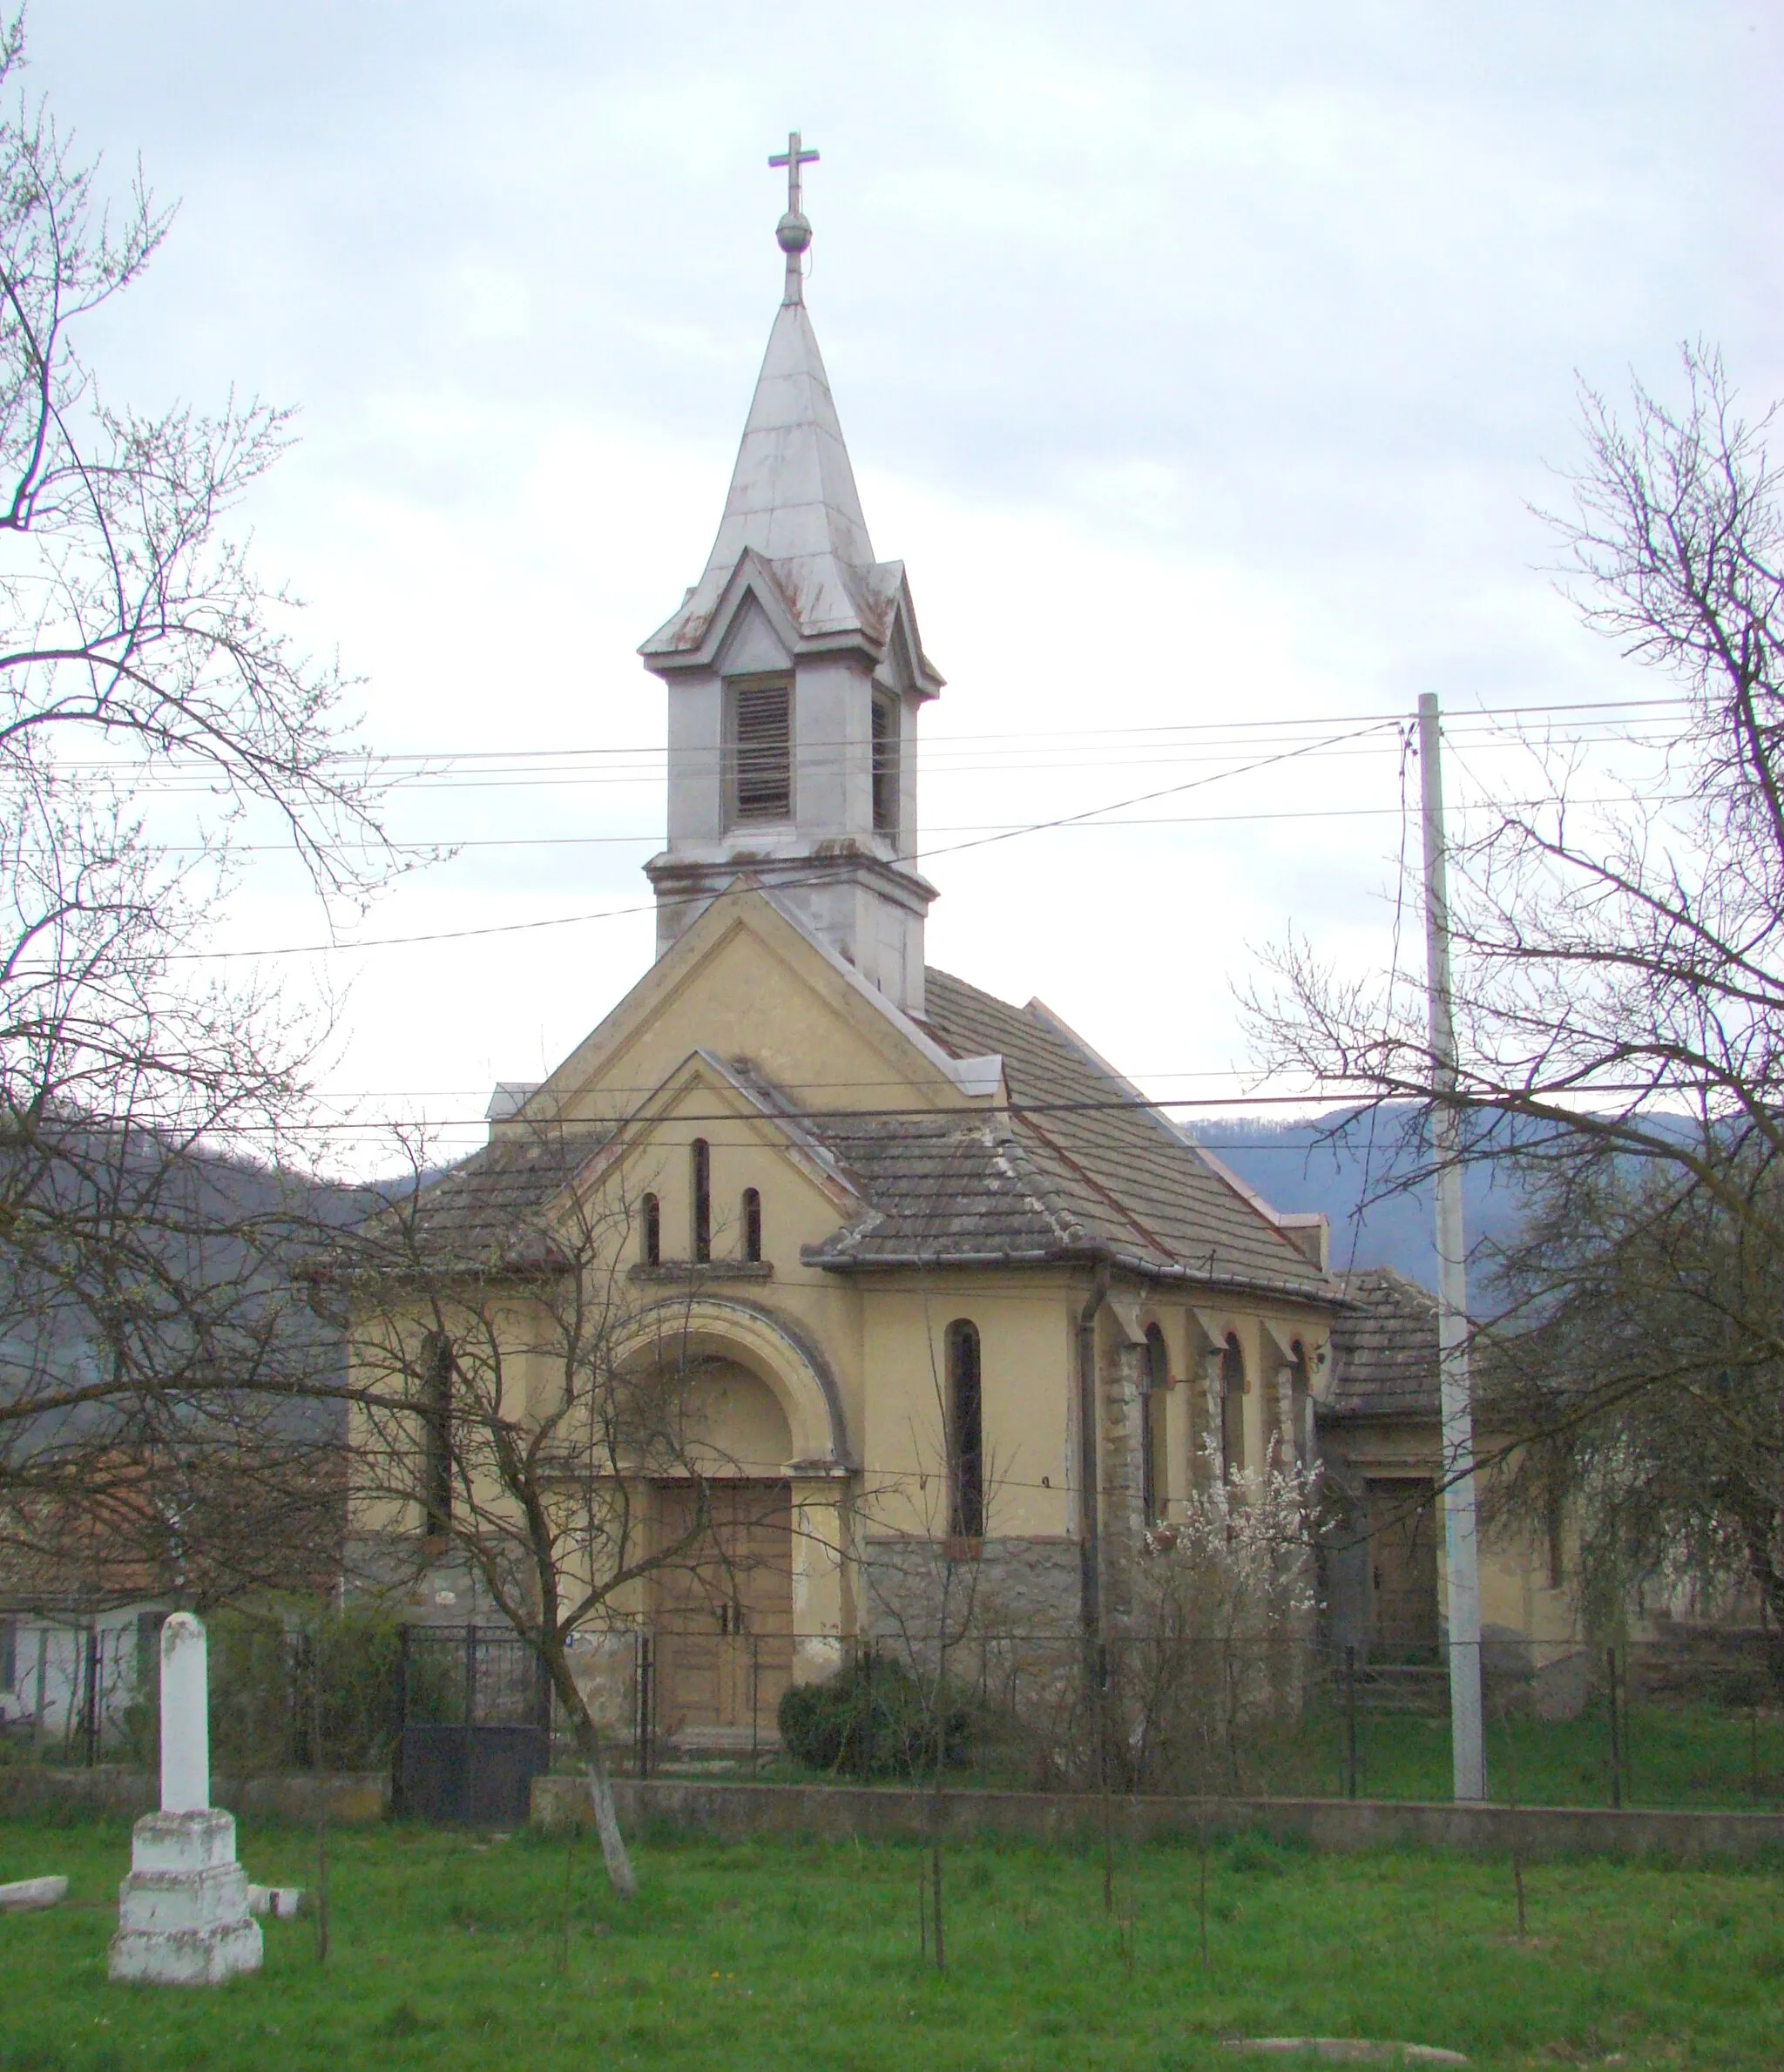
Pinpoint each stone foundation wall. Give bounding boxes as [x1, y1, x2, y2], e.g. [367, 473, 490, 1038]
[0, 1766, 390, 1826]
[856, 1535, 1080, 1648]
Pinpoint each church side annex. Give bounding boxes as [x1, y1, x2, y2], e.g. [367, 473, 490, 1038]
[342, 138, 1344, 1740]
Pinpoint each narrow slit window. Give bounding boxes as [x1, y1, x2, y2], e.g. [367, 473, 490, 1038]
[871, 692, 899, 836]
[947, 1319, 984, 1539]
[691, 1139, 711, 1263]
[422, 1333, 453, 1537]
[741, 1187, 762, 1264]
[1142, 1324, 1169, 1525]
[641, 1192, 660, 1266]
[1220, 1333, 1246, 1487]
[728, 678, 792, 823]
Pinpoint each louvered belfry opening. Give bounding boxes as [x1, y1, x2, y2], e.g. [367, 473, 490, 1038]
[727, 677, 793, 824]
[870, 691, 899, 835]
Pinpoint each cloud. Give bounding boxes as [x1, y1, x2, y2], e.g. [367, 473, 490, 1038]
[24, 0, 1784, 1168]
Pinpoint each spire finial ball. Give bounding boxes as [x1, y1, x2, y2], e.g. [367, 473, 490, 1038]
[776, 209, 812, 255]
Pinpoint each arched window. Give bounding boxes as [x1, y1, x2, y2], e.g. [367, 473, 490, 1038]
[1220, 1333, 1247, 1487]
[421, 1333, 453, 1538]
[946, 1319, 984, 1540]
[741, 1187, 762, 1264]
[1288, 1339, 1311, 1469]
[640, 1192, 660, 1267]
[691, 1138, 711, 1263]
[1142, 1324, 1170, 1525]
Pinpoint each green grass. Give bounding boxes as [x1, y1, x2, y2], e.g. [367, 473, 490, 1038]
[1183, 1699, 1784, 1810]
[753, 1699, 1784, 1811]
[3, 1818, 1782, 2069]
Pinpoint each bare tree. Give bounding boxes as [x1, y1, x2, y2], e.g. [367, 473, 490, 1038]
[0, 10, 408, 1561]
[1254, 347, 1781, 1183]
[1483, 1155, 1784, 1627]
[335, 1126, 809, 1899]
[1248, 343, 1784, 1473]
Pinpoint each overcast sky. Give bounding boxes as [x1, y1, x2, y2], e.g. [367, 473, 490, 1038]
[28, 1, 1783, 1171]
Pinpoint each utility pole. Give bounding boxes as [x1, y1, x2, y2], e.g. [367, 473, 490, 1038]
[1417, 692, 1488, 1802]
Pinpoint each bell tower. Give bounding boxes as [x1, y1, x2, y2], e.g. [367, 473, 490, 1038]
[639, 133, 943, 1016]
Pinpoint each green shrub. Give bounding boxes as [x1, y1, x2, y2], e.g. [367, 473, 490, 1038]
[777, 1653, 975, 1778]
[123, 1606, 421, 1775]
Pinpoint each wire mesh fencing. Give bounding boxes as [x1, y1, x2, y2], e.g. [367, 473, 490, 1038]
[3, 1612, 1780, 1812]
[611, 1625, 1784, 1812]
[0, 1608, 411, 1776]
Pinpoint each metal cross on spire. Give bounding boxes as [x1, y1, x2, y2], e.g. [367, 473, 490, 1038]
[769, 130, 819, 303]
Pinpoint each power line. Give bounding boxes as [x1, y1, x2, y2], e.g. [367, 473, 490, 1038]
[145, 792, 1685, 856]
[159, 716, 1401, 961]
[40, 691, 1692, 777]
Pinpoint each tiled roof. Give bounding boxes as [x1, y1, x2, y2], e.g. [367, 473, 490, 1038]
[383, 1130, 609, 1272]
[397, 972, 1335, 1302]
[910, 969, 1332, 1297]
[1322, 1268, 1439, 1419]
[800, 1114, 1081, 1265]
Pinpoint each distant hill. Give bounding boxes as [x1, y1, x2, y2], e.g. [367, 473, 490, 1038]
[1189, 1105, 1535, 1293]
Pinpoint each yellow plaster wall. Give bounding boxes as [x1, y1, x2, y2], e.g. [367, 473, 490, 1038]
[343, 881, 1372, 1643]
[504, 894, 987, 1135]
[854, 1277, 1079, 1542]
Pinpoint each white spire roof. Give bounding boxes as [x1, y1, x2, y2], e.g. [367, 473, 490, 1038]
[642, 299, 886, 655]
[641, 142, 940, 691]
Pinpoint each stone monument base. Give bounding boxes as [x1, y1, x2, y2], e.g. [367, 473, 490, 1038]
[108, 1809, 263, 1986]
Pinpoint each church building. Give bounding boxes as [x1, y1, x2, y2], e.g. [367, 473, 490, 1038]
[348, 144, 1349, 1740]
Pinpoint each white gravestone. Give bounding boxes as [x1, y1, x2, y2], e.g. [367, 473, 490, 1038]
[108, 1613, 262, 1986]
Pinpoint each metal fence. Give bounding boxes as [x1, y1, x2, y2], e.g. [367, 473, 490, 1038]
[0, 1617, 143, 1766]
[618, 1627, 1784, 1812]
[0, 1610, 409, 1775]
[4, 1616, 1781, 1815]
[394, 1625, 551, 1826]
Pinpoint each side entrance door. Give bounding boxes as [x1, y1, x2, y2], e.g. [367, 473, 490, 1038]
[1363, 1477, 1440, 1657]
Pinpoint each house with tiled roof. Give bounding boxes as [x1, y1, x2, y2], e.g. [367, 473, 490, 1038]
[1317, 1268, 1577, 1665]
[345, 165, 1345, 1732]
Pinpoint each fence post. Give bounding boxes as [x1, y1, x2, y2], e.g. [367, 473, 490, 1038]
[1605, 1646, 1622, 1810]
[1345, 1646, 1359, 1801]
[32, 1627, 49, 1751]
[83, 1627, 101, 1767]
[464, 1622, 479, 1728]
[636, 1634, 652, 1780]
[293, 1630, 314, 1771]
[750, 1636, 760, 1775]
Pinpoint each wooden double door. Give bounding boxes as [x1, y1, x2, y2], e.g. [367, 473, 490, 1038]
[652, 1481, 794, 1737]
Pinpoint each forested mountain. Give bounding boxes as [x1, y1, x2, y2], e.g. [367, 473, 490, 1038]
[1193, 1106, 1535, 1293]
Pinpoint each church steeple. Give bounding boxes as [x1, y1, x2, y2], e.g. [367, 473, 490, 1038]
[639, 136, 943, 1016]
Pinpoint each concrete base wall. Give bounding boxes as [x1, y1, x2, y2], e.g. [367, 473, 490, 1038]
[532, 1775, 1784, 1864]
[0, 1767, 390, 1826]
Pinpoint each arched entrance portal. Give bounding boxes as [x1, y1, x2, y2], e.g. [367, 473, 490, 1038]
[615, 1297, 853, 1745]
[652, 1358, 794, 1744]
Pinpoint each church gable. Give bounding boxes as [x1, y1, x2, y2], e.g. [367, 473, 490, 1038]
[578, 1049, 864, 1254]
[496, 887, 999, 1145]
